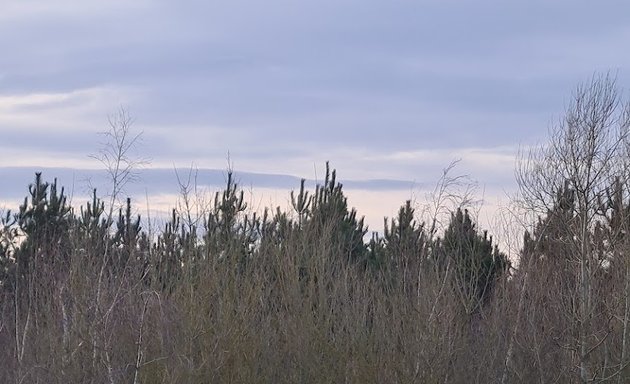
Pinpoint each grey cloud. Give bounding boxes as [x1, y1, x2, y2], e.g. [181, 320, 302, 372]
[0, 166, 419, 203]
[2, 0, 630, 196]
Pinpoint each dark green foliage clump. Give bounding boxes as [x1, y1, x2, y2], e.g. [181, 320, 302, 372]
[295, 162, 368, 264]
[16, 173, 72, 275]
[435, 208, 509, 313]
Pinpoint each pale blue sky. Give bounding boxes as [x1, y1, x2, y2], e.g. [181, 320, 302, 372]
[2, 0, 630, 232]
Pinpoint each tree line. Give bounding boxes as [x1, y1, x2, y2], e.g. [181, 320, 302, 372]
[0, 74, 629, 383]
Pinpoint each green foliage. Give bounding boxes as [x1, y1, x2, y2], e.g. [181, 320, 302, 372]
[18, 173, 71, 248]
[303, 162, 368, 264]
[14, 173, 72, 282]
[0, 210, 16, 291]
[74, 189, 109, 256]
[436, 208, 509, 313]
[598, 177, 630, 269]
[384, 200, 427, 265]
[204, 171, 254, 264]
[152, 209, 186, 292]
[290, 178, 311, 227]
[520, 182, 577, 269]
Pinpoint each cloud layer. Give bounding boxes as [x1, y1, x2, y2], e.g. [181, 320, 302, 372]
[2, 0, 630, 234]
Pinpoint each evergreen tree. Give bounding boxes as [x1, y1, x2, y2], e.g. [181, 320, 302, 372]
[204, 171, 257, 268]
[110, 197, 144, 277]
[14, 173, 72, 283]
[306, 162, 368, 264]
[153, 209, 187, 292]
[436, 208, 508, 313]
[382, 200, 428, 287]
[384, 201, 427, 263]
[510, 181, 616, 381]
[74, 189, 110, 262]
[0, 210, 16, 291]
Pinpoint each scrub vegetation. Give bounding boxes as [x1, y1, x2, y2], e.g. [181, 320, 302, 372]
[1, 75, 630, 383]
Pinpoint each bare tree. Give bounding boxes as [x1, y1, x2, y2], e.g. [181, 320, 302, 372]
[89, 107, 148, 384]
[509, 73, 630, 383]
[90, 107, 147, 220]
[421, 160, 479, 322]
[174, 164, 211, 233]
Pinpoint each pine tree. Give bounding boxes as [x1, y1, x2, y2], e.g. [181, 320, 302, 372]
[307, 162, 368, 264]
[15, 173, 72, 283]
[0, 210, 16, 291]
[436, 208, 508, 314]
[383, 200, 428, 287]
[204, 171, 257, 268]
[75, 189, 110, 258]
[110, 197, 143, 277]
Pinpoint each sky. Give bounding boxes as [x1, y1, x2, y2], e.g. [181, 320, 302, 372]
[2, 0, 630, 244]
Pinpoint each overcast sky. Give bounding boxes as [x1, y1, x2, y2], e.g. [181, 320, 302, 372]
[2, 0, 630, 234]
